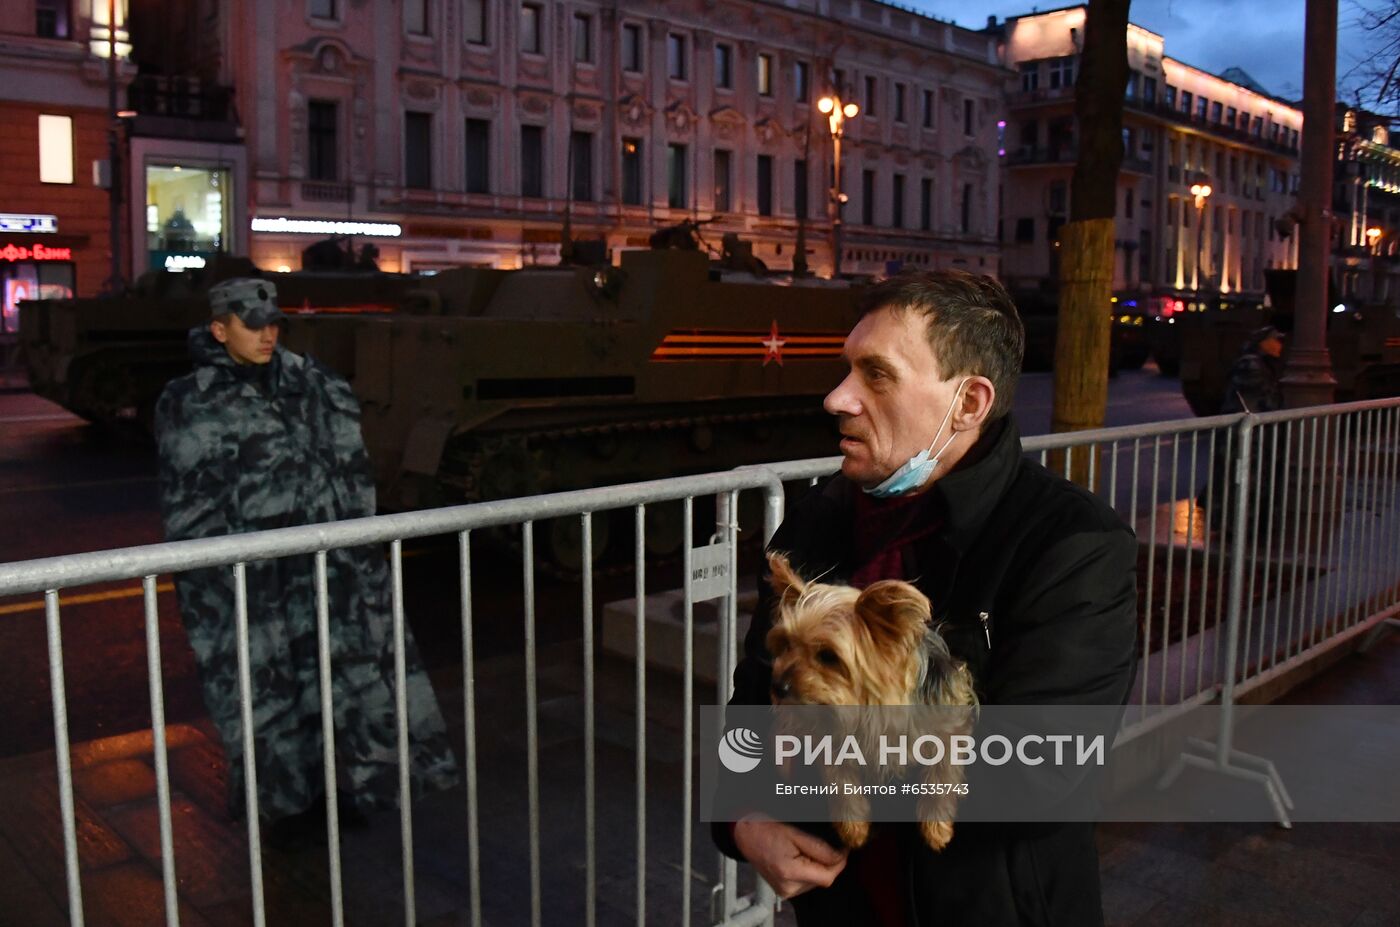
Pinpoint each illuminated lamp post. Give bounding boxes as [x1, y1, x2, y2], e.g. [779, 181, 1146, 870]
[1366, 225, 1382, 254]
[816, 93, 859, 278]
[1190, 181, 1212, 309]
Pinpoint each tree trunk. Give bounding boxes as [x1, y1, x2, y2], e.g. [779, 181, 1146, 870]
[1051, 0, 1131, 488]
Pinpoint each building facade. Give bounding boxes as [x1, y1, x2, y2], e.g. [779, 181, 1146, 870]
[217, 0, 1004, 277]
[0, 0, 132, 334]
[1333, 105, 1400, 313]
[995, 5, 1302, 315]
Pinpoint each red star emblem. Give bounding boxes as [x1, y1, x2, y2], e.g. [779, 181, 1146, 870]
[762, 320, 787, 367]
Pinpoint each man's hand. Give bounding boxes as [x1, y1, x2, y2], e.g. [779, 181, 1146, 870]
[733, 814, 849, 899]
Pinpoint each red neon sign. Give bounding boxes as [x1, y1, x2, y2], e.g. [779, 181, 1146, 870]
[0, 242, 73, 262]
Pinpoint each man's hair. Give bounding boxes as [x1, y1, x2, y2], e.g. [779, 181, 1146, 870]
[210, 312, 233, 326]
[858, 270, 1025, 421]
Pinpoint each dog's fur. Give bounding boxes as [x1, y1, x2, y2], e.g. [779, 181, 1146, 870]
[765, 552, 978, 850]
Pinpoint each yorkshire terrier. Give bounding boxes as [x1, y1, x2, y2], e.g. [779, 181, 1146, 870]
[765, 552, 978, 851]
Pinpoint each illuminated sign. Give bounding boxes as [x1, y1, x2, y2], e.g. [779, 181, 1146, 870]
[0, 214, 58, 234]
[0, 243, 73, 262]
[251, 217, 403, 237]
[163, 254, 207, 271]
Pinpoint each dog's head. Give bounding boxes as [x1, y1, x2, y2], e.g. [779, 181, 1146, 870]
[764, 552, 935, 705]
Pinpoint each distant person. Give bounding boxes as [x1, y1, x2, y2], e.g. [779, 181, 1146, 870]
[1220, 326, 1285, 414]
[155, 278, 458, 846]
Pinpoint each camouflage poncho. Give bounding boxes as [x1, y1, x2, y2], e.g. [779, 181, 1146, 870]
[155, 327, 458, 820]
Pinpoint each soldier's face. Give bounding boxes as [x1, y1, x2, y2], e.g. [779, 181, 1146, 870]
[211, 315, 279, 365]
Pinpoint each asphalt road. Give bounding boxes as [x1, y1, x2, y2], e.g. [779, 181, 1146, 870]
[0, 367, 1195, 760]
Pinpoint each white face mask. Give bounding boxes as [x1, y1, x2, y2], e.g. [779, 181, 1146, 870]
[863, 377, 970, 499]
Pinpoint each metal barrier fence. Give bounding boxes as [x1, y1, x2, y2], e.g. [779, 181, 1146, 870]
[0, 399, 1398, 926]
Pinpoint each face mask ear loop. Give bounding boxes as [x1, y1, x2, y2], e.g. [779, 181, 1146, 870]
[929, 377, 972, 468]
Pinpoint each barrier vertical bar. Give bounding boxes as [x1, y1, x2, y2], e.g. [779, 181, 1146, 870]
[1142, 438, 1160, 707]
[1242, 427, 1266, 680]
[1088, 442, 1098, 492]
[1213, 426, 1235, 681]
[1281, 419, 1301, 662]
[1160, 435, 1179, 705]
[1180, 433, 1197, 698]
[1252, 425, 1279, 671]
[312, 553, 343, 927]
[1129, 438, 1141, 535]
[232, 562, 266, 927]
[635, 504, 647, 927]
[580, 518, 596, 927]
[1196, 429, 1217, 696]
[1352, 410, 1377, 629]
[141, 576, 179, 927]
[460, 530, 483, 927]
[1217, 417, 1255, 761]
[44, 590, 85, 927]
[390, 540, 416, 927]
[681, 498, 694, 927]
[521, 523, 541, 927]
[1109, 440, 1119, 514]
[1327, 415, 1353, 645]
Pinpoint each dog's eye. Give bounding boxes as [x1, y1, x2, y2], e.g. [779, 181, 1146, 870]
[817, 648, 841, 667]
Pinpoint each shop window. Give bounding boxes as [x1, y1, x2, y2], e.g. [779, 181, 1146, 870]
[144, 164, 230, 272]
[2, 260, 74, 333]
[38, 115, 73, 184]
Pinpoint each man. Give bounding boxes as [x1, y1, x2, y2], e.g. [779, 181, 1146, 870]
[715, 272, 1139, 925]
[1220, 325, 1285, 414]
[156, 278, 458, 843]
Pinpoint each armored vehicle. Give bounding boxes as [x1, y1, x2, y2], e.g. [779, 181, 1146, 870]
[1178, 269, 1400, 415]
[22, 249, 858, 562]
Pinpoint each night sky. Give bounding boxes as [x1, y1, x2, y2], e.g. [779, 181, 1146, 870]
[914, 0, 1379, 105]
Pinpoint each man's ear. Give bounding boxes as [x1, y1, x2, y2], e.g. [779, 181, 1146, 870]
[766, 552, 806, 610]
[952, 376, 996, 434]
[209, 320, 228, 344]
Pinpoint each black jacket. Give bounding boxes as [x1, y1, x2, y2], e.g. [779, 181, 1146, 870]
[715, 416, 1139, 927]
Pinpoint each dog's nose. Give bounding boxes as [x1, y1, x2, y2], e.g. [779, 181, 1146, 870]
[771, 676, 791, 700]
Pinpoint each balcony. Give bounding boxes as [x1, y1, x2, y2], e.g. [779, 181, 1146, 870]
[126, 74, 240, 142]
[1007, 146, 1077, 167]
[301, 181, 353, 203]
[1124, 96, 1300, 157]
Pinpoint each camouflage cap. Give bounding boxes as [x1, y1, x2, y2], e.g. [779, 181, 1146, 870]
[209, 278, 285, 329]
[1248, 325, 1284, 345]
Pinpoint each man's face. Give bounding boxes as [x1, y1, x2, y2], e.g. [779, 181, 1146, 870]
[1259, 334, 1284, 359]
[823, 307, 964, 488]
[211, 315, 279, 365]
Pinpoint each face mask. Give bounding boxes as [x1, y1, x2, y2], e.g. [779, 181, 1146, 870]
[863, 377, 970, 499]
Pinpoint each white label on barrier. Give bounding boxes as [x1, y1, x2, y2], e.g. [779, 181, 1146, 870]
[689, 542, 733, 601]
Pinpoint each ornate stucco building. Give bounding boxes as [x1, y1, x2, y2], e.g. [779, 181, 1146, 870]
[224, 0, 1006, 277]
[994, 5, 1302, 313]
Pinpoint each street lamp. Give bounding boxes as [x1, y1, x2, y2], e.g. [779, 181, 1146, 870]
[1366, 225, 1382, 254]
[817, 94, 859, 278]
[1190, 181, 1212, 308]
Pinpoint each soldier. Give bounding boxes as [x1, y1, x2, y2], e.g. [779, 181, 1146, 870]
[155, 278, 458, 845]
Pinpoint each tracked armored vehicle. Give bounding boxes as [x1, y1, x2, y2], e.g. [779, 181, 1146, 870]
[22, 249, 858, 561]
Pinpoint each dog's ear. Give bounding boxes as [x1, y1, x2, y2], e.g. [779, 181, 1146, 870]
[854, 580, 931, 654]
[766, 552, 806, 610]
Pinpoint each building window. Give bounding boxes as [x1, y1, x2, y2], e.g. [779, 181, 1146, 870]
[465, 118, 490, 194]
[864, 75, 877, 116]
[309, 0, 336, 19]
[1180, 90, 1192, 114]
[861, 169, 875, 225]
[1165, 85, 1176, 108]
[404, 112, 432, 189]
[144, 164, 231, 272]
[35, 0, 70, 38]
[1019, 62, 1039, 92]
[1143, 77, 1157, 104]
[667, 143, 687, 208]
[1124, 73, 1137, 100]
[795, 61, 810, 103]
[569, 131, 593, 201]
[794, 158, 808, 218]
[404, 0, 430, 36]
[757, 155, 774, 216]
[573, 13, 592, 63]
[964, 99, 975, 136]
[715, 43, 733, 89]
[960, 183, 973, 233]
[622, 23, 642, 72]
[1015, 217, 1034, 243]
[520, 124, 544, 197]
[38, 114, 73, 185]
[308, 100, 338, 181]
[892, 174, 905, 228]
[521, 3, 542, 54]
[464, 0, 487, 44]
[1048, 56, 1075, 89]
[667, 34, 687, 80]
[1195, 96, 1208, 120]
[1226, 106, 1237, 127]
[1124, 187, 1134, 219]
[713, 149, 732, 212]
[621, 138, 643, 205]
[1049, 180, 1067, 215]
[1251, 117, 1262, 137]
[922, 89, 934, 129]
[1139, 230, 1151, 281]
[757, 53, 773, 96]
[1238, 110, 1250, 131]
[894, 83, 906, 123]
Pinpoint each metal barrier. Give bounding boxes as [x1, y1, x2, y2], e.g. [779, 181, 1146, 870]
[1, 399, 1398, 925]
